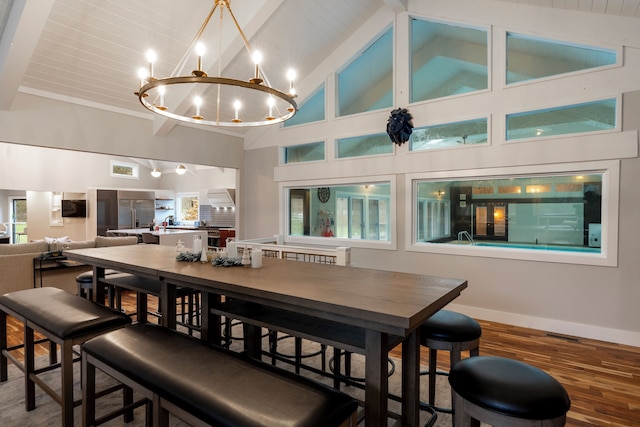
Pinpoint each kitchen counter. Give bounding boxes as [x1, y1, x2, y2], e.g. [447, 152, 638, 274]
[110, 228, 208, 248]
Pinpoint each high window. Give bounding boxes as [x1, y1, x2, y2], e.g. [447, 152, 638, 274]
[337, 28, 393, 117]
[283, 85, 325, 127]
[336, 133, 393, 159]
[506, 33, 617, 84]
[283, 141, 325, 164]
[411, 118, 488, 151]
[410, 18, 488, 102]
[506, 99, 616, 141]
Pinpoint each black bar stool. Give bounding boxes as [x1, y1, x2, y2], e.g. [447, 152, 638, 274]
[449, 356, 571, 426]
[420, 310, 482, 412]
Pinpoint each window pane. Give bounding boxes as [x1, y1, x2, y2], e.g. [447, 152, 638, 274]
[507, 33, 617, 84]
[506, 99, 616, 141]
[177, 193, 199, 222]
[284, 86, 325, 127]
[287, 183, 391, 241]
[284, 141, 325, 164]
[411, 18, 488, 102]
[337, 28, 393, 116]
[411, 118, 488, 151]
[337, 133, 393, 159]
[415, 174, 603, 253]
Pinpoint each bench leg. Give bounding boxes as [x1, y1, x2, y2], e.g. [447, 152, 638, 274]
[152, 394, 169, 427]
[0, 311, 6, 382]
[61, 340, 74, 427]
[124, 384, 134, 422]
[82, 354, 96, 426]
[24, 324, 36, 411]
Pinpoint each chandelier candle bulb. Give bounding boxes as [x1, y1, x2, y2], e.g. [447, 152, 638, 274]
[193, 42, 207, 77]
[193, 96, 203, 120]
[157, 86, 167, 110]
[233, 100, 241, 122]
[266, 96, 275, 120]
[145, 49, 156, 81]
[287, 68, 296, 95]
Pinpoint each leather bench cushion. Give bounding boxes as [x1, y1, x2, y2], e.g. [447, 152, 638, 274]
[83, 324, 357, 427]
[420, 310, 482, 343]
[0, 287, 130, 339]
[76, 269, 122, 283]
[449, 356, 571, 420]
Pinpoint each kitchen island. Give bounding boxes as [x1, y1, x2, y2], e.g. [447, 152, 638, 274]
[110, 228, 207, 248]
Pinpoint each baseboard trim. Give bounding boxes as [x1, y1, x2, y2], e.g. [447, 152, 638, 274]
[447, 303, 640, 348]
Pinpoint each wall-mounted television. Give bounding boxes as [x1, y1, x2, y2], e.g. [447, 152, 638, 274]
[62, 199, 87, 218]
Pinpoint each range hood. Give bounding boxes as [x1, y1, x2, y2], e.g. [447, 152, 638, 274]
[206, 189, 235, 207]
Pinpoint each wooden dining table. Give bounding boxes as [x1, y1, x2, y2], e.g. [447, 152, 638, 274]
[66, 244, 467, 427]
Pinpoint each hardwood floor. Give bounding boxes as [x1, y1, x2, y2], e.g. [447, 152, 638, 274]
[3, 291, 639, 426]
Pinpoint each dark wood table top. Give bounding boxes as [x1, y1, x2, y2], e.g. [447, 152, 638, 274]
[67, 244, 467, 336]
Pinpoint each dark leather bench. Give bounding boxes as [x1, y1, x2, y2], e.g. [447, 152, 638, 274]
[101, 273, 200, 334]
[82, 323, 359, 427]
[0, 287, 131, 427]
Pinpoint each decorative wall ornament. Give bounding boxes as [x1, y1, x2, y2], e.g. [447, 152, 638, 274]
[386, 108, 414, 145]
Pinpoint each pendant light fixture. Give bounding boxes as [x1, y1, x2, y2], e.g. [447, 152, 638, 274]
[135, 0, 297, 127]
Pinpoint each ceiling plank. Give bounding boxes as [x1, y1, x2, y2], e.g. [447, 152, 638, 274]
[0, 0, 54, 109]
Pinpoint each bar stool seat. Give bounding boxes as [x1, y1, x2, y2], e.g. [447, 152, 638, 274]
[449, 356, 571, 426]
[420, 310, 481, 412]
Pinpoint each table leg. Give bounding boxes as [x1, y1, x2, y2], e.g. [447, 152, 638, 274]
[244, 323, 263, 360]
[402, 328, 421, 426]
[365, 329, 388, 427]
[160, 280, 176, 330]
[201, 292, 222, 346]
[93, 267, 105, 304]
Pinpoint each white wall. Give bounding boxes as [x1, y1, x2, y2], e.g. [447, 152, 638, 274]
[240, 0, 640, 346]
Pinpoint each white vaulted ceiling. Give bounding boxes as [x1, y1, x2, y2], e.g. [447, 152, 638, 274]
[0, 0, 382, 138]
[0, 0, 638, 139]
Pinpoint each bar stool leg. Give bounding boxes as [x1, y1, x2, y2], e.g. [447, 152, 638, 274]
[82, 355, 96, 426]
[24, 324, 35, 411]
[0, 311, 6, 382]
[61, 340, 74, 427]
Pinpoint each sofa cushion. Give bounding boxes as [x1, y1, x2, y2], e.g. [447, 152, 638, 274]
[95, 236, 138, 247]
[0, 241, 48, 256]
[65, 240, 96, 250]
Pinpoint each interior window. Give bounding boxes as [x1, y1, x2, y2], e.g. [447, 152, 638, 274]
[287, 183, 391, 241]
[415, 174, 603, 253]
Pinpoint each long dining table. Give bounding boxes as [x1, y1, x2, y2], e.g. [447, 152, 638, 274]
[66, 244, 467, 427]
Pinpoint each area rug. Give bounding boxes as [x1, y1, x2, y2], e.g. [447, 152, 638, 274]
[0, 327, 453, 426]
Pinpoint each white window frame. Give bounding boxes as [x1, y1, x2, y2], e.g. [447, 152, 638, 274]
[175, 192, 200, 225]
[280, 175, 397, 250]
[110, 160, 139, 179]
[405, 160, 619, 266]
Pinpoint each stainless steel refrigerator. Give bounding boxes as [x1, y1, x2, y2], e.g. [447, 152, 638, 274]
[97, 190, 155, 235]
[117, 191, 155, 229]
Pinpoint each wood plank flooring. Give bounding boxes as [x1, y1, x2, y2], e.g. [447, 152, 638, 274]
[3, 291, 640, 426]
